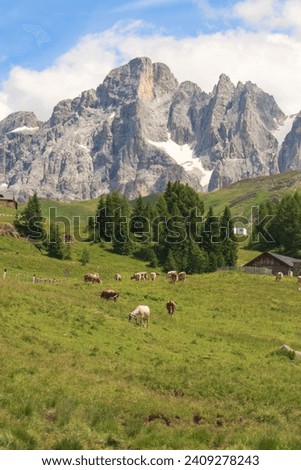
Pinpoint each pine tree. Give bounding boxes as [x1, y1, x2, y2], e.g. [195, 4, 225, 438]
[47, 223, 65, 259]
[94, 191, 133, 254]
[187, 240, 209, 274]
[130, 195, 150, 243]
[15, 192, 44, 239]
[220, 206, 238, 266]
[95, 195, 110, 242]
[271, 194, 301, 255]
[250, 200, 278, 251]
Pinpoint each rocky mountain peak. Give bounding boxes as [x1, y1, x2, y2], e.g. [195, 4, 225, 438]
[96, 57, 178, 107]
[0, 111, 40, 134]
[0, 57, 299, 202]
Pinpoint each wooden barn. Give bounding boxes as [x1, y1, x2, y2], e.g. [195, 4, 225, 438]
[0, 193, 17, 210]
[244, 252, 301, 276]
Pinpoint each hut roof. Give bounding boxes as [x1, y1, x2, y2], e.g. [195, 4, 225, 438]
[244, 252, 301, 268]
[0, 192, 16, 201]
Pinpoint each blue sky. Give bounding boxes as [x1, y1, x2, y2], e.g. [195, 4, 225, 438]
[1, 0, 301, 119]
[0, 0, 236, 77]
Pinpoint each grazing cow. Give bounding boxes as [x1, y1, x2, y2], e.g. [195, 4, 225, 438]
[178, 271, 187, 282]
[131, 272, 141, 281]
[166, 270, 179, 283]
[170, 272, 178, 284]
[297, 276, 301, 291]
[84, 273, 102, 284]
[166, 270, 177, 279]
[131, 271, 148, 281]
[100, 289, 119, 301]
[115, 273, 122, 281]
[140, 271, 148, 280]
[288, 270, 293, 277]
[150, 272, 157, 281]
[166, 300, 176, 316]
[128, 305, 150, 327]
[275, 272, 283, 282]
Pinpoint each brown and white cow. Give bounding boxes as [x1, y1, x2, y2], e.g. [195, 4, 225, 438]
[275, 272, 283, 282]
[100, 289, 119, 301]
[84, 273, 102, 284]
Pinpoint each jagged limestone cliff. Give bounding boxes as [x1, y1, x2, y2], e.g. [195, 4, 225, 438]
[0, 57, 297, 201]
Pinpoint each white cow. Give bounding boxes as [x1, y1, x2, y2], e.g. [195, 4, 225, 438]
[297, 276, 301, 291]
[150, 272, 157, 281]
[128, 305, 150, 327]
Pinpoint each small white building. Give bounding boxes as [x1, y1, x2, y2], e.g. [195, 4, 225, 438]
[233, 227, 247, 236]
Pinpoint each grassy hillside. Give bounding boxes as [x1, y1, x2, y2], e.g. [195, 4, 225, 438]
[0, 206, 17, 224]
[1, 236, 301, 450]
[199, 170, 301, 216]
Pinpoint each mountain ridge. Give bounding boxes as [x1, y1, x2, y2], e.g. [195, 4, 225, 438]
[0, 56, 299, 201]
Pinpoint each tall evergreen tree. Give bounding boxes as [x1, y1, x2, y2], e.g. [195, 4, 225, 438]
[95, 195, 111, 242]
[130, 195, 150, 243]
[270, 194, 301, 255]
[220, 206, 238, 266]
[250, 200, 278, 251]
[154, 181, 209, 273]
[187, 240, 209, 274]
[202, 206, 223, 270]
[47, 223, 65, 259]
[15, 192, 44, 239]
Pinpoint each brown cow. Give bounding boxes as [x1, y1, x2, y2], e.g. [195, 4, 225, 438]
[166, 300, 176, 316]
[100, 289, 119, 301]
[84, 273, 101, 284]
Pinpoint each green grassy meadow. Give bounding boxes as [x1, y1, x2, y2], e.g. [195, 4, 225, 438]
[1, 234, 301, 450]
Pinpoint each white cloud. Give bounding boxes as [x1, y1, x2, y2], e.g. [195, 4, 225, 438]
[234, 0, 301, 33]
[1, 19, 301, 121]
[234, 0, 278, 25]
[194, 0, 229, 20]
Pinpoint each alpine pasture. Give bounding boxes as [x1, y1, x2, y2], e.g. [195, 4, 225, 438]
[1, 234, 301, 450]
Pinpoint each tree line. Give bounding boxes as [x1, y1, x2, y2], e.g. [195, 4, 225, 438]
[250, 191, 301, 257]
[91, 181, 238, 273]
[13, 182, 238, 271]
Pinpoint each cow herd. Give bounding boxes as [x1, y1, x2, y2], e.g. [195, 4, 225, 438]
[83, 269, 186, 327]
[275, 271, 301, 291]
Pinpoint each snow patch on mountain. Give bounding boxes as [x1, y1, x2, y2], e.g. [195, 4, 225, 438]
[7, 126, 39, 134]
[147, 136, 213, 189]
[273, 115, 296, 146]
